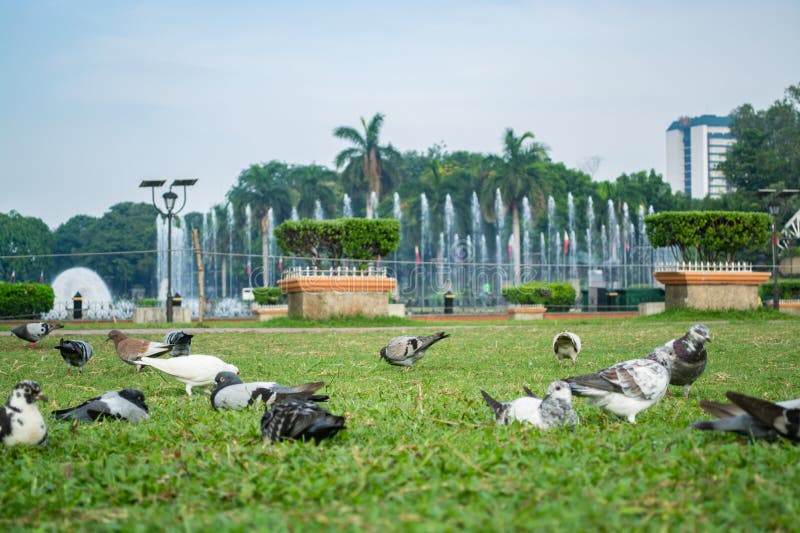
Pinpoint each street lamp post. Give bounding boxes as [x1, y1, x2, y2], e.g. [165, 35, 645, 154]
[140, 179, 197, 322]
[757, 188, 799, 312]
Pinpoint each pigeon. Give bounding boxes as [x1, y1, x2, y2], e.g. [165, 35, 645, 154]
[481, 380, 579, 429]
[134, 354, 239, 395]
[54, 338, 94, 375]
[260, 397, 346, 444]
[552, 331, 581, 368]
[564, 351, 671, 424]
[163, 330, 193, 356]
[714, 391, 800, 443]
[1, 380, 48, 447]
[379, 331, 449, 368]
[646, 324, 711, 398]
[52, 389, 150, 424]
[11, 322, 64, 348]
[692, 396, 800, 441]
[210, 371, 328, 410]
[107, 330, 174, 371]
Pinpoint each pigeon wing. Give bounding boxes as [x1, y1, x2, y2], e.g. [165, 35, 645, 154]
[726, 392, 800, 442]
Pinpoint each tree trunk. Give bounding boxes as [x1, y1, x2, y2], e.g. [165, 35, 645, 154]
[192, 228, 205, 323]
[512, 205, 521, 285]
[261, 215, 270, 287]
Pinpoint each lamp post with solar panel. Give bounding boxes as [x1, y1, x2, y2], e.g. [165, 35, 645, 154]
[757, 188, 799, 312]
[140, 179, 197, 322]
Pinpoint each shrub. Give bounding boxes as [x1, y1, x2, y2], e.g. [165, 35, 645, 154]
[274, 218, 400, 268]
[0, 282, 55, 319]
[645, 211, 771, 263]
[135, 298, 161, 308]
[252, 287, 284, 305]
[759, 279, 800, 300]
[502, 281, 576, 308]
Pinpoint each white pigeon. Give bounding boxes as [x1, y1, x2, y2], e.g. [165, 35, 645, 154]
[552, 331, 581, 368]
[565, 351, 672, 424]
[379, 332, 449, 368]
[52, 389, 150, 424]
[1, 380, 48, 447]
[135, 355, 239, 395]
[481, 380, 579, 429]
[692, 396, 800, 441]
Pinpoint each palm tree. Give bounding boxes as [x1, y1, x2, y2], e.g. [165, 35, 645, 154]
[333, 113, 400, 218]
[227, 161, 293, 286]
[482, 128, 550, 284]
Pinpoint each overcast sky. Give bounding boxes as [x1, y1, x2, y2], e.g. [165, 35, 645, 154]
[1, 1, 798, 229]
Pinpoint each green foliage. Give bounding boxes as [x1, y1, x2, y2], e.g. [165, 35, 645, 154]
[252, 286, 284, 305]
[645, 211, 771, 262]
[0, 211, 54, 283]
[759, 279, 800, 300]
[1, 321, 799, 530]
[135, 298, 161, 308]
[502, 281, 576, 308]
[0, 282, 54, 318]
[274, 218, 400, 267]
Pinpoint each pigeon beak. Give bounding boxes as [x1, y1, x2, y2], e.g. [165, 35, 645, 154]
[37, 392, 48, 402]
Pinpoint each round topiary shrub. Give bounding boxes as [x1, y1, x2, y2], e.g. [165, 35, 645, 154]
[502, 281, 576, 309]
[0, 282, 55, 319]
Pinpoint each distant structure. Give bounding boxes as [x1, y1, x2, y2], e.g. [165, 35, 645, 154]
[666, 114, 734, 199]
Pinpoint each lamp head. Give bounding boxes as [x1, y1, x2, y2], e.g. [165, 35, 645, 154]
[162, 190, 178, 212]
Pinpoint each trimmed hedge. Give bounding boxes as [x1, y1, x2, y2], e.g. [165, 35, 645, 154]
[0, 282, 55, 319]
[645, 211, 771, 262]
[759, 279, 800, 300]
[502, 281, 576, 308]
[252, 287, 284, 305]
[274, 218, 400, 267]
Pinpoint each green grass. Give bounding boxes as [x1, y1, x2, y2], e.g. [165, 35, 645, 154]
[1, 318, 799, 531]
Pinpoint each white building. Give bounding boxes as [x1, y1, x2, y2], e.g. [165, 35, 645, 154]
[665, 115, 734, 199]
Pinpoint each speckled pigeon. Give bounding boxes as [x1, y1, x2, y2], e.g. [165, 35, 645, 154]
[379, 332, 449, 368]
[1, 381, 48, 447]
[54, 338, 93, 375]
[646, 324, 710, 398]
[163, 330, 193, 356]
[260, 397, 346, 444]
[481, 380, 578, 429]
[12, 322, 63, 348]
[210, 371, 328, 410]
[565, 351, 671, 424]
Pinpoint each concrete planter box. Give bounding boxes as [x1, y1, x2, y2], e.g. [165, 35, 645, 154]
[506, 305, 546, 320]
[133, 307, 192, 324]
[654, 271, 770, 311]
[252, 305, 289, 321]
[388, 303, 406, 317]
[278, 275, 397, 320]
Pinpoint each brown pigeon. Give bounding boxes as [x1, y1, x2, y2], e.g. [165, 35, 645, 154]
[107, 330, 173, 372]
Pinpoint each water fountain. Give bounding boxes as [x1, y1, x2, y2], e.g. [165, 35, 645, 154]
[444, 194, 454, 262]
[47, 267, 122, 320]
[314, 200, 325, 220]
[343, 194, 353, 218]
[369, 191, 378, 219]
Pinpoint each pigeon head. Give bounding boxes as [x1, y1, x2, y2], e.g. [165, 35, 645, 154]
[118, 389, 149, 413]
[214, 371, 243, 388]
[224, 364, 240, 376]
[107, 330, 126, 345]
[688, 324, 711, 344]
[545, 380, 573, 402]
[11, 380, 47, 405]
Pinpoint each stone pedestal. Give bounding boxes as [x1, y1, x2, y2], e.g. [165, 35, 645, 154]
[653, 271, 770, 311]
[133, 307, 192, 323]
[506, 306, 546, 320]
[252, 305, 289, 321]
[278, 276, 397, 320]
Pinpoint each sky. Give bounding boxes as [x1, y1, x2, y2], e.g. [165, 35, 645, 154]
[1, 1, 798, 230]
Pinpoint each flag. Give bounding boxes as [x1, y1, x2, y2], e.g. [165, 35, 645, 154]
[377, 255, 381, 267]
[9, 271, 15, 282]
[246, 262, 252, 276]
[563, 231, 570, 255]
[507, 243, 512, 260]
[414, 246, 421, 265]
[278, 257, 283, 271]
[39, 271, 44, 283]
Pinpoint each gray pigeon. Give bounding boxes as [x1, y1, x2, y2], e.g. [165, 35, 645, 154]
[0, 381, 48, 447]
[565, 351, 672, 424]
[481, 380, 578, 429]
[54, 338, 94, 375]
[692, 396, 800, 441]
[52, 389, 150, 424]
[646, 324, 711, 398]
[552, 331, 581, 368]
[719, 391, 800, 443]
[163, 330, 193, 356]
[379, 332, 449, 368]
[210, 371, 328, 410]
[260, 397, 346, 444]
[12, 322, 63, 348]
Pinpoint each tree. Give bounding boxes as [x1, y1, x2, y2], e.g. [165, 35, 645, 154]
[0, 211, 54, 283]
[333, 113, 400, 218]
[720, 83, 800, 192]
[481, 128, 550, 284]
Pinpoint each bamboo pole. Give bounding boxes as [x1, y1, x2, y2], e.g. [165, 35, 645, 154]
[192, 228, 205, 323]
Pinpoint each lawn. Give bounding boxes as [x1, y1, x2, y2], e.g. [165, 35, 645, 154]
[1, 316, 799, 531]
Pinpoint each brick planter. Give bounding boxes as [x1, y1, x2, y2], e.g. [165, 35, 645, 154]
[506, 305, 547, 320]
[654, 271, 770, 311]
[278, 274, 397, 320]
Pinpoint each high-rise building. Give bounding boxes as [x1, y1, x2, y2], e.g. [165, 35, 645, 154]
[665, 114, 734, 199]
